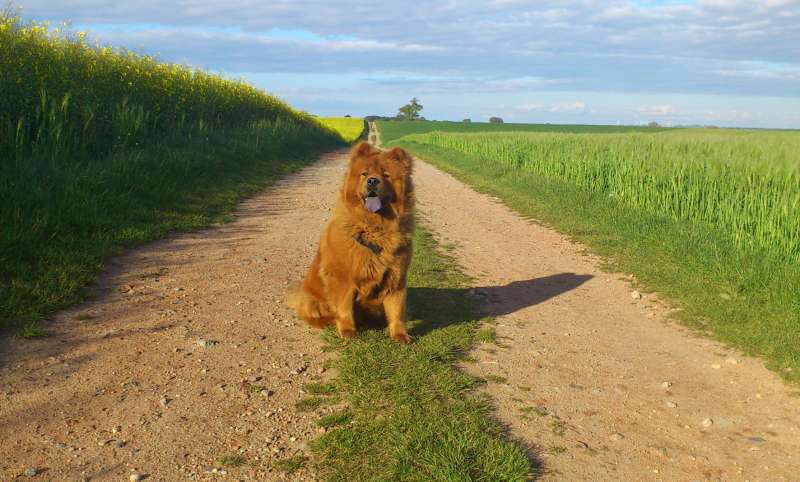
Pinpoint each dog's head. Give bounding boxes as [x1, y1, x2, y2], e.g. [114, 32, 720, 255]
[342, 142, 413, 215]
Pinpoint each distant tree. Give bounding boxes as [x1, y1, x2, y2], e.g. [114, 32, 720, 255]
[489, 116, 504, 124]
[463, 118, 471, 123]
[344, 114, 351, 118]
[398, 98, 423, 121]
[648, 121, 661, 128]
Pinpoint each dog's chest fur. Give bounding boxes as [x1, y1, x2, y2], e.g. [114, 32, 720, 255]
[328, 211, 411, 299]
[353, 223, 409, 293]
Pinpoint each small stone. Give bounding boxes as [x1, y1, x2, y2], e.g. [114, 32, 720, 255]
[711, 364, 721, 369]
[318, 427, 327, 434]
[129, 473, 143, 482]
[609, 432, 625, 441]
[196, 339, 218, 348]
[725, 357, 739, 365]
[664, 400, 678, 408]
[719, 293, 732, 300]
[112, 426, 122, 434]
[24, 468, 38, 477]
[631, 290, 642, 300]
[701, 418, 714, 428]
[289, 436, 297, 442]
[160, 396, 171, 407]
[660, 381, 672, 390]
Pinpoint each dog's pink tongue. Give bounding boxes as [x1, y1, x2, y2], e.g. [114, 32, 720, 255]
[364, 197, 382, 213]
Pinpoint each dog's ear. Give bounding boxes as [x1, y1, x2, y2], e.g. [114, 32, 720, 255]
[350, 141, 377, 160]
[386, 146, 413, 171]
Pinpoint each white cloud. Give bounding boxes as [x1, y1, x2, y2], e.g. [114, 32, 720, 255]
[514, 101, 588, 113]
[637, 104, 680, 116]
[549, 101, 587, 112]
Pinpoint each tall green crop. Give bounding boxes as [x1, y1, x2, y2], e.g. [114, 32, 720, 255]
[0, 13, 339, 161]
[402, 130, 800, 259]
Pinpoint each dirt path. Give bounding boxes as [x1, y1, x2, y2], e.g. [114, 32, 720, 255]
[411, 159, 800, 481]
[4, 135, 800, 482]
[0, 151, 351, 481]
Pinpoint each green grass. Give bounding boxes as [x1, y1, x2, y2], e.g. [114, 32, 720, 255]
[519, 406, 549, 418]
[476, 327, 498, 344]
[310, 227, 533, 481]
[273, 455, 309, 474]
[17, 323, 48, 339]
[296, 396, 339, 412]
[303, 382, 338, 396]
[0, 13, 345, 332]
[378, 120, 671, 144]
[317, 412, 353, 430]
[319, 117, 366, 143]
[217, 455, 247, 468]
[386, 139, 800, 383]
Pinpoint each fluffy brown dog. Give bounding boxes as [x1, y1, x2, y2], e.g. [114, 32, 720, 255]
[287, 142, 415, 342]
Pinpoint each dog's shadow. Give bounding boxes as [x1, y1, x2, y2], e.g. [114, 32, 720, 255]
[407, 272, 593, 336]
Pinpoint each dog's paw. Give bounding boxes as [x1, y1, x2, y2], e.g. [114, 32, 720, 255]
[391, 332, 412, 344]
[338, 328, 357, 339]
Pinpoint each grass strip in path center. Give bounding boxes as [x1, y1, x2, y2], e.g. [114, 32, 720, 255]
[308, 226, 534, 481]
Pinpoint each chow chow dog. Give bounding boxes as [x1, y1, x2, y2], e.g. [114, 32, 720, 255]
[287, 142, 415, 342]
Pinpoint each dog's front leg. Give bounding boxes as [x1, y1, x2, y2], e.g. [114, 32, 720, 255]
[333, 286, 357, 339]
[383, 289, 411, 343]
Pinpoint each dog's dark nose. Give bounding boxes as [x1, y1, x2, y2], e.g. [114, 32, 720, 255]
[367, 177, 380, 188]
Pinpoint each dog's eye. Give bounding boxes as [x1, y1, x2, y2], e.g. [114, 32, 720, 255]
[361, 171, 368, 177]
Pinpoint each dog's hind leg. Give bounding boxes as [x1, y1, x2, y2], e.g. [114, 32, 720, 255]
[287, 282, 334, 328]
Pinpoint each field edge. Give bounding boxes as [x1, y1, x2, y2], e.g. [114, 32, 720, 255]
[386, 137, 800, 385]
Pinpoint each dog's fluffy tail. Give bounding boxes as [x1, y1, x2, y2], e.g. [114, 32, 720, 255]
[286, 282, 334, 328]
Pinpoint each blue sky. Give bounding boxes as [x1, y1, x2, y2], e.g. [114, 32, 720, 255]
[17, 0, 800, 127]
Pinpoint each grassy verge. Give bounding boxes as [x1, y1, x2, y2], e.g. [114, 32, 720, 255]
[309, 226, 534, 481]
[377, 120, 670, 145]
[388, 140, 800, 383]
[1, 121, 342, 333]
